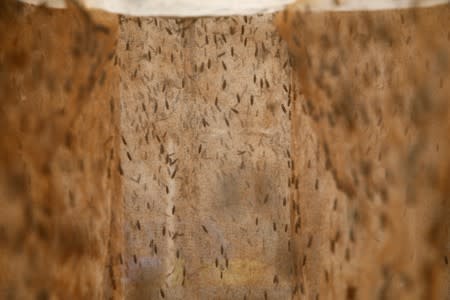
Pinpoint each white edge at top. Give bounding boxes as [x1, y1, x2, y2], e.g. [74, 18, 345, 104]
[18, 0, 294, 16]
[16, 0, 450, 16]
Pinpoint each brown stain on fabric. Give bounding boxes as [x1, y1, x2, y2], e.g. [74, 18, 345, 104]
[0, 1, 122, 299]
[277, 4, 450, 300]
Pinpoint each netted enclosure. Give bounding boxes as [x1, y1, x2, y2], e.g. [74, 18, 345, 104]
[0, 0, 448, 299]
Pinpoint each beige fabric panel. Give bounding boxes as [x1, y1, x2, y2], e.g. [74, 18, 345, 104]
[278, 4, 450, 300]
[118, 15, 294, 299]
[0, 2, 122, 299]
